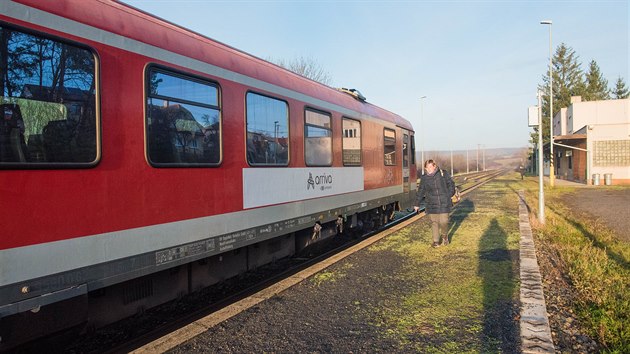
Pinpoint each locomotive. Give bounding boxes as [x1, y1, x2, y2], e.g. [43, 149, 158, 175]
[0, 0, 417, 348]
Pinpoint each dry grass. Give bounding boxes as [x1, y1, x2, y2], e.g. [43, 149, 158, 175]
[522, 178, 630, 353]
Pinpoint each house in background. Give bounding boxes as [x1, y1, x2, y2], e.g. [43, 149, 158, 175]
[552, 96, 629, 185]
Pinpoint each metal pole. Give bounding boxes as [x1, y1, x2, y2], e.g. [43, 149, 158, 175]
[482, 146, 485, 171]
[449, 117, 453, 175]
[450, 149, 453, 176]
[477, 144, 479, 172]
[537, 90, 545, 224]
[542, 20, 554, 187]
[549, 22, 554, 187]
[586, 126, 592, 185]
[420, 96, 426, 173]
[466, 149, 469, 173]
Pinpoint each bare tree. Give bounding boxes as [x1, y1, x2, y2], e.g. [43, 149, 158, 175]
[269, 55, 333, 86]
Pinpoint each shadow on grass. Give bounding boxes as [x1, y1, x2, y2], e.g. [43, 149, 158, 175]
[477, 218, 520, 352]
[448, 199, 474, 242]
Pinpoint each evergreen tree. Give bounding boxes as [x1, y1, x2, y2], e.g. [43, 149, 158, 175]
[584, 60, 610, 100]
[612, 76, 629, 99]
[532, 43, 585, 146]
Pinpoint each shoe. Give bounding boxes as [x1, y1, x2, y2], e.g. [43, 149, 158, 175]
[441, 236, 449, 246]
[431, 242, 441, 248]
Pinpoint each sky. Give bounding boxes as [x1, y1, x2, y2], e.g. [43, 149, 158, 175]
[122, 0, 629, 151]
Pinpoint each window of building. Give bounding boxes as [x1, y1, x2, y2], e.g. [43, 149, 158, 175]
[0, 25, 98, 166]
[246, 92, 289, 166]
[305, 108, 332, 166]
[342, 118, 361, 166]
[384, 128, 396, 166]
[146, 67, 221, 166]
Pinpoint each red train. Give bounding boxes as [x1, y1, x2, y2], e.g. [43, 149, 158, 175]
[0, 0, 417, 347]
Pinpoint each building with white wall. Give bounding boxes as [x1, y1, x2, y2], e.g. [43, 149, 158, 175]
[551, 97, 629, 185]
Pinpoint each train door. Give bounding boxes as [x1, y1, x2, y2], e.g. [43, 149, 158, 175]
[401, 129, 417, 209]
[402, 130, 411, 193]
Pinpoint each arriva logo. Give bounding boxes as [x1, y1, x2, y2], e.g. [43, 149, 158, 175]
[307, 172, 333, 191]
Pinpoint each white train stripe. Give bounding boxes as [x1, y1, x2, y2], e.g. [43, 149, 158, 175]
[243, 167, 364, 209]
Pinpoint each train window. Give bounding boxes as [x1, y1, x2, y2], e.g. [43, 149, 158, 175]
[146, 67, 221, 166]
[246, 92, 289, 166]
[384, 128, 396, 166]
[342, 118, 361, 166]
[0, 25, 98, 167]
[305, 108, 332, 166]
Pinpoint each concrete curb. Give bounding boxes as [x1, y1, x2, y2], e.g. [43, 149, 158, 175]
[518, 191, 555, 353]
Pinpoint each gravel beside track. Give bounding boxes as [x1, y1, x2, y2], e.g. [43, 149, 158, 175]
[168, 248, 415, 352]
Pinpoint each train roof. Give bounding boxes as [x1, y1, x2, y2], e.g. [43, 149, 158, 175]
[9, 0, 413, 131]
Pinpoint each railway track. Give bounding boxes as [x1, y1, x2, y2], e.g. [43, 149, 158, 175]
[14, 170, 504, 354]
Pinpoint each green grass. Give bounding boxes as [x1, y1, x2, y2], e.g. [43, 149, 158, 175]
[366, 175, 521, 352]
[311, 262, 354, 287]
[522, 180, 630, 353]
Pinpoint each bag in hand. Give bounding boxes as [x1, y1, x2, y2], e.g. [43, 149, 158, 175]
[439, 169, 461, 204]
[451, 188, 461, 204]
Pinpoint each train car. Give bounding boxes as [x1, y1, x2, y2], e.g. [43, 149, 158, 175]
[0, 0, 417, 348]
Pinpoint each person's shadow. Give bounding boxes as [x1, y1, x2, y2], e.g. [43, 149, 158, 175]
[448, 198, 474, 243]
[478, 218, 519, 351]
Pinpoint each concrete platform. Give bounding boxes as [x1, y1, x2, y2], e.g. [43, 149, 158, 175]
[543, 176, 589, 187]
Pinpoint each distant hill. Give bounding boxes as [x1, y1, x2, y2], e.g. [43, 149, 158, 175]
[417, 147, 528, 174]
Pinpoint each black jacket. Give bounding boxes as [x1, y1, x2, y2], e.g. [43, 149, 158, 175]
[416, 168, 455, 214]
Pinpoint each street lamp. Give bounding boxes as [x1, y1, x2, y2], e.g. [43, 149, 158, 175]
[537, 90, 545, 223]
[541, 19, 554, 187]
[420, 96, 427, 173]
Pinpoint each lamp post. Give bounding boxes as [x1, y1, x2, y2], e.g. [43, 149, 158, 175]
[541, 20, 554, 187]
[537, 90, 545, 223]
[420, 96, 427, 173]
[476, 144, 480, 172]
[449, 117, 453, 175]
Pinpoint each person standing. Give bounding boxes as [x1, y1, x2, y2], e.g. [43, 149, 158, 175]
[414, 159, 456, 247]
